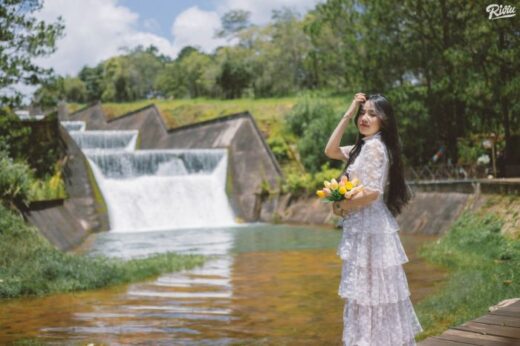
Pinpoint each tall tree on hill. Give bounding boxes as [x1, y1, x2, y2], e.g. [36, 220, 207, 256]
[0, 0, 64, 106]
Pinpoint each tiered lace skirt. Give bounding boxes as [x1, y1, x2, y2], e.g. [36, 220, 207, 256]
[337, 204, 423, 346]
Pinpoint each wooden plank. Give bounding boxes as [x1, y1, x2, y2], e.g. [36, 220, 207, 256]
[438, 329, 520, 346]
[496, 305, 520, 313]
[453, 321, 520, 339]
[474, 314, 520, 328]
[418, 336, 476, 345]
[492, 310, 520, 318]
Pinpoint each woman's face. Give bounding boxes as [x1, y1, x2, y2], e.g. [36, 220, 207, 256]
[357, 101, 382, 136]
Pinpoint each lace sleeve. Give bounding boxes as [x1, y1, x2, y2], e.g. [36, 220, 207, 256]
[339, 145, 354, 162]
[360, 140, 388, 194]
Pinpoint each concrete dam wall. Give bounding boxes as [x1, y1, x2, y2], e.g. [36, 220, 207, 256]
[24, 102, 283, 250]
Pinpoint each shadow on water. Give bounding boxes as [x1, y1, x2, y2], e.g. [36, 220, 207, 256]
[0, 224, 448, 345]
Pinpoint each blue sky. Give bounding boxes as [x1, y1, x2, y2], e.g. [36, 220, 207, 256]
[119, 0, 216, 37]
[33, 0, 323, 77]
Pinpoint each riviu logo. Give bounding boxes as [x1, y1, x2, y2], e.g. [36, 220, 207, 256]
[486, 4, 516, 20]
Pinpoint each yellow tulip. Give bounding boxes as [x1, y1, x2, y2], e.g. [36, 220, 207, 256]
[339, 186, 347, 194]
[316, 190, 325, 198]
[351, 178, 360, 187]
[324, 181, 331, 188]
[330, 178, 338, 190]
[345, 181, 354, 190]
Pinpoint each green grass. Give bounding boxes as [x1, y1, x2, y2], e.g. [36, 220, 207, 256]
[69, 95, 347, 135]
[0, 204, 205, 299]
[414, 211, 520, 339]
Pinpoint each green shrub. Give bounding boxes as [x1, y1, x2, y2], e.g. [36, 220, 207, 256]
[0, 107, 32, 161]
[283, 94, 354, 173]
[0, 108, 64, 178]
[267, 135, 290, 163]
[0, 150, 33, 208]
[28, 161, 67, 201]
[281, 162, 343, 197]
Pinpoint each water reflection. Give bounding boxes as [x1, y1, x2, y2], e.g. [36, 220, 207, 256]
[0, 224, 446, 345]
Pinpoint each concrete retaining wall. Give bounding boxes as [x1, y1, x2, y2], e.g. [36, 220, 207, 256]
[259, 180, 519, 236]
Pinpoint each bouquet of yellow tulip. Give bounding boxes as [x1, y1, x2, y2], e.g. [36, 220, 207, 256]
[316, 175, 364, 202]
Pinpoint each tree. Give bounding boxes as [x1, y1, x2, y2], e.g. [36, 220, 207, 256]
[78, 65, 104, 101]
[216, 9, 252, 41]
[215, 50, 253, 99]
[0, 0, 64, 106]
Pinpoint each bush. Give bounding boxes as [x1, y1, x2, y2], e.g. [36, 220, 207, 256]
[281, 162, 343, 197]
[0, 150, 33, 208]
[0, 108, 64, 178]
[284, 94, 354, 173]
[267, 136, 291, 163]
[0, 107, 32, 160]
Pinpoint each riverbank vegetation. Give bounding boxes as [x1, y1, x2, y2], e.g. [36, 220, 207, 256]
[0, 203, 205, 299]
[414, 204, 520, 338]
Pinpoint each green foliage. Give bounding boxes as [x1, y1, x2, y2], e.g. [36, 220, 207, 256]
[0, 108, 64, 178]
[0, 150, 33, 208]
[267, 136, 290, 163]
[0, 107, 32, 158]
[215, 9, 252, 39]
[0, 0, 64, 106]
[281, 162, 343, 197]
[0, 204, 205, 299]
[415, 212, 520, 336]
[284, 94, 353, 173]
[216, 57, 253, 99]
[457, 137, 487, 166]
[28, 161, 67, 201]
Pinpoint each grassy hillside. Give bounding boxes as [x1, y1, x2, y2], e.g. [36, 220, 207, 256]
[68, 96, 347, 136]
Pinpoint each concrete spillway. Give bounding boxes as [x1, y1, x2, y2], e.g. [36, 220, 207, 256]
[61, 121, 237, 233]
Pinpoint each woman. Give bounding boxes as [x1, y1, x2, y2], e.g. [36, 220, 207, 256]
[324, 92, 423, 345]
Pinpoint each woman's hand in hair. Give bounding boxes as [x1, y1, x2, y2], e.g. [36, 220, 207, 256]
[343, 92, 367, 119]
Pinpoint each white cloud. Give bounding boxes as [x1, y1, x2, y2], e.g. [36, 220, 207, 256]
[170, 6, 228, 55]
[35, 0, 176, 76]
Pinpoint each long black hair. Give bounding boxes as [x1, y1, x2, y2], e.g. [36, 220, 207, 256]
[339, 93, 411, 216]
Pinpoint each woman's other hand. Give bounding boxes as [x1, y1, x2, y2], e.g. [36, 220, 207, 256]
[332, 201, 344, 217]
[332, 200, 354, 217]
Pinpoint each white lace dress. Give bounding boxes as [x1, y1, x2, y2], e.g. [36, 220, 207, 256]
[337, 132, 423, 346]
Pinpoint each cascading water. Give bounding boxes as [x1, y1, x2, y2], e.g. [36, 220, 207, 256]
[61, 121, 237, 232]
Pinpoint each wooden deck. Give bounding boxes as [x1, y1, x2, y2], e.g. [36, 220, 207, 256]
[418, 298, 520, 346]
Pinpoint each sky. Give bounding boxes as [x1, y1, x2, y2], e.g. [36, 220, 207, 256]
[34, 0, 324, 77]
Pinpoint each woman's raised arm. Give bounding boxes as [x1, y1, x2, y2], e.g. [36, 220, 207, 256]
[324, 93, 366, 161]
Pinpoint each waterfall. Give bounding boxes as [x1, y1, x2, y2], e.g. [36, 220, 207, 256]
[61, 121, 237, 232]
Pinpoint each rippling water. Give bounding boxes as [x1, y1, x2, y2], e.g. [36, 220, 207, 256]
[0, 224, 447, 345]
